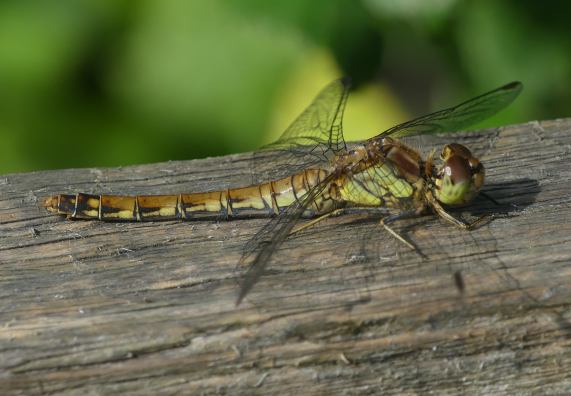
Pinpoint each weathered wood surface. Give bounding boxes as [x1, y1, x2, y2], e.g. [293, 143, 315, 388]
[1, 119, 571, 395]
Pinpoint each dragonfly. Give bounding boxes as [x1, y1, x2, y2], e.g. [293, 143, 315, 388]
[43, 78, 523, 305]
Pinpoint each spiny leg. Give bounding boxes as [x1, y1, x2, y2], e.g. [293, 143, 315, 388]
[431, 198, 491, 230]
[290, 208, 345, 236]
[380, 210, 423, 250]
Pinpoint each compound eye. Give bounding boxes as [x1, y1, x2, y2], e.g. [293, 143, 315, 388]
[449, 143, 472, 158]
[444, 155, 471, 184]
[441, 143, 473, 161]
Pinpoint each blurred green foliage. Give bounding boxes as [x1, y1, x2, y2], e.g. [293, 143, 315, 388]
[0, 0, 570, 174]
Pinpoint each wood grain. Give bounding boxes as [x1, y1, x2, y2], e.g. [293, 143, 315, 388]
[1, 119, 571, 395]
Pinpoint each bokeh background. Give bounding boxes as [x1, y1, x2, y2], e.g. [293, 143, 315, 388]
[1, 0, 570, 174]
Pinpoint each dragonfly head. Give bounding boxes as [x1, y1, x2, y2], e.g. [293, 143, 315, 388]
[433, 143, 485, 206]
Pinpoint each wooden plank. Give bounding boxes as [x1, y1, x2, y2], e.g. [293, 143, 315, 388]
[1, 119, 571, 395]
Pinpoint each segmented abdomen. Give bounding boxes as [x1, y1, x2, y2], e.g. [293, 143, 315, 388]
[43, 169, 335, 221]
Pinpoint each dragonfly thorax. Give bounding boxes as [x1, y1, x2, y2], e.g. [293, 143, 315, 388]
[332, 139, 426, 210]
[432, 143, 485, 206]
[332, 146, 370, 172]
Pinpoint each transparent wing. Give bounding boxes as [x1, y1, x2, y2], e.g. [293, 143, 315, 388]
[236, 173, 335, 305]
[375, 82, 522, 139]
[251, 78, 351, 182]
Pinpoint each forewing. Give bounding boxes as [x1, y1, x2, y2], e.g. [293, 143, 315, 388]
[376, 82, 522, 139]
[252, 78, 351, 182]
[236, 173, 335, 305]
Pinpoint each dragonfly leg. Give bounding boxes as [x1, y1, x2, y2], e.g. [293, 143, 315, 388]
[380, 210, 421, 250]
[431, 197, 491, 230]
[290, 208, 345, 235]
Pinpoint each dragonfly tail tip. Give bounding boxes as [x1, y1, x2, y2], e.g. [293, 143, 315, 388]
[43, 196, 58, 212]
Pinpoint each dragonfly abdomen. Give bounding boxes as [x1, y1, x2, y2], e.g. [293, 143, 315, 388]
[43, 169, 334, 221]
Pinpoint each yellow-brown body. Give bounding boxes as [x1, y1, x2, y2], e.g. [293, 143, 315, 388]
[43, 169, 339, 221]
